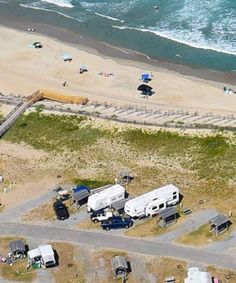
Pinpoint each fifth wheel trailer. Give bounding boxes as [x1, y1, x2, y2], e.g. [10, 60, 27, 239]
[87, 184, 125, 212]
[124, 184, 179, 218]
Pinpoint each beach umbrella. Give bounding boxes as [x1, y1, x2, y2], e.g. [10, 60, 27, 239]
[137, 84, 152, 92]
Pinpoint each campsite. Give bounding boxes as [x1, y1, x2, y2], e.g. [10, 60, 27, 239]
[0, 23, 235, 283]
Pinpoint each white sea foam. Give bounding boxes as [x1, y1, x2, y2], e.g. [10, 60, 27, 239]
[41, 0, 73, 8]
[112, 25, 236, 56]
[94, 12, 124, 23]
[20, 3, 82, 22]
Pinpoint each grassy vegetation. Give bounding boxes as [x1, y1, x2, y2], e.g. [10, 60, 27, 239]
[147, 257, 187, 282]
[0, 237, 36, 282]
[3, 112, 236, 235]
[125, 212, 186, 237]
[4, 111, 106, 151]
[73, 178, 112, 189]
[52, 242, 85, 283]
[0, 203, 4, 213]
[0, 111, 4, 122]
[92, 250, 130, 283]
[0, 260, 36, 282]
[121, 128, 236, 182]
[22, 198, 77, 222]
[207, 266, 236, 282]
[176, 223, 234, 246]
[76, 219, 100, 230]
[121, 128, 194, 155]
[5, 113, 236, 184]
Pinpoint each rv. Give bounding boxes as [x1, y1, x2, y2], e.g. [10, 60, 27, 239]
[87, 184, 125, 212]
[184, 267, 212, 283]
[124, 184, 179, 218]
[27, 244, 56, 268]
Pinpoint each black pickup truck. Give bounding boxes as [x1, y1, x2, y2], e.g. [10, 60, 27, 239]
[101, 216, 133, 231]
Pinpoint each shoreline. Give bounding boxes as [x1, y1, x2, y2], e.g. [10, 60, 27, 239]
[0, 15, 236, 87]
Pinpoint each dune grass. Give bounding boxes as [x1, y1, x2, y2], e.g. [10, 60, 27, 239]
[5, 113, 236, 184]
[4, 111, 106, 151]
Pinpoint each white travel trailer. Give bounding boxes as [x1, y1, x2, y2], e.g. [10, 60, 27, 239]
[124, 184, 179, 218]
[87, 184, 125, 212]
[184, 267, 212, 283]
[27, 244, 56, 268]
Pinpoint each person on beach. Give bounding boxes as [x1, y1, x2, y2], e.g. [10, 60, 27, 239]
[62, 81, 68, 87]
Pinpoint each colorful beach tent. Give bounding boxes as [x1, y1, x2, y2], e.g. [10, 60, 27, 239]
[141, 73, 153, 82]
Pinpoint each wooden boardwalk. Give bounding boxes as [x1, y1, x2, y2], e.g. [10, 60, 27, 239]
[0, 93, 236, 135]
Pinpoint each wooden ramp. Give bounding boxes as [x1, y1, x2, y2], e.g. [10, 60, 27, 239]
[38, 90, 89, 105]
[0, 90, 88, 138]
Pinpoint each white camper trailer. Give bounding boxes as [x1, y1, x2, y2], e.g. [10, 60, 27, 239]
[87, 184, 125, 212]
[184, 267, 212, 283]
[124, 184, 179, 218]
[27, 244, 56, 268]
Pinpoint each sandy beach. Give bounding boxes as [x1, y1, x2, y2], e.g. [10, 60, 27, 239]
[0, 25, 236, 116]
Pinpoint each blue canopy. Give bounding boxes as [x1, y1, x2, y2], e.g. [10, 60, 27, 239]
[73, 185, 90, 193]
[142, 73, 150, 80]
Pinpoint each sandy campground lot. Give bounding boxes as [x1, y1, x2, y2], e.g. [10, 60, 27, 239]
[0, 25, 236, 116]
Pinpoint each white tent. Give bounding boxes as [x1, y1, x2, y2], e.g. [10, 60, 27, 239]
[184, 267, 212, 283]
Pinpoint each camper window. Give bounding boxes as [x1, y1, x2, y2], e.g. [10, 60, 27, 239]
[159, 203, 164, 209]
[173, 195, 177, 199]
[173, 192, 177, 195]
[152, 206, 158, 210]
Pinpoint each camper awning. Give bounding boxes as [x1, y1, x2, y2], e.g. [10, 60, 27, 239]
[111, 198, 131, 211]
[209, 214, 229, 227]
[158, 206, 177, 220]
[73, 190, 91, 202]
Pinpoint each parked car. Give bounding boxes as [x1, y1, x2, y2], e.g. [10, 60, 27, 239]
[53, 201, 69, 220]
[54, 187, 71, 201]
[90, 210, 113, 223]
[101, 216, 133, 231]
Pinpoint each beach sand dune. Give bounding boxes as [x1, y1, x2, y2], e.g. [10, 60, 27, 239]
[0, 25, 235, 115]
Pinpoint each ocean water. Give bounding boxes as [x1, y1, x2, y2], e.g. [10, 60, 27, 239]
[3, 0, 236, 71]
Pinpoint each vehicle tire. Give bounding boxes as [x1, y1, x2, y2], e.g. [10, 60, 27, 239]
[93, 219, 98, 223]
[125, 224, 129, 229]
[105, 227, 110, 231]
